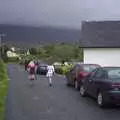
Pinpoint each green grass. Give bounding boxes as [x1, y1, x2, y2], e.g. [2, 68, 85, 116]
[0, 60, 9, 120]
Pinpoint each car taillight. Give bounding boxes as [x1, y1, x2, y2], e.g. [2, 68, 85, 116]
[79, 72, 86, 78]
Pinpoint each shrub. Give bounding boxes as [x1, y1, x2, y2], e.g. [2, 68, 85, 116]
[0, 60, 8, 120]
[55, 67, 63, 74]
[61, 65, 73, 75]
[55, 64, 73, 75]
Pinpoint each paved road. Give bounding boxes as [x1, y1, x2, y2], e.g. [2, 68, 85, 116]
[5, 64, 120, 120]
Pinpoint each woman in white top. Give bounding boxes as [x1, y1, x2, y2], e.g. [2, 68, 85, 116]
[46, 65, 55, 86]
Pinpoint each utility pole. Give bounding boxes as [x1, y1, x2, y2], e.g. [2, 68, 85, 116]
[0, 35, 1, 60]
[0, 33, 7, 59]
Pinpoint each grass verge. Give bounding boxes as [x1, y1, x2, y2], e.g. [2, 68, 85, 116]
[0, 60, 9, 120]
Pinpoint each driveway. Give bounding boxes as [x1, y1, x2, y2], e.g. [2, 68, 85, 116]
[5, 64, 120, 120]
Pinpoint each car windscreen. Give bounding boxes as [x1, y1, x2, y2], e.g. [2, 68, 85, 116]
[39, 65, 48, 69]
[107, 68, 120, 79]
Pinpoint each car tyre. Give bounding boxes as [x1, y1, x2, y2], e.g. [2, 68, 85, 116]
[80, 85, 86, 97]
[97, 92, 105, 107]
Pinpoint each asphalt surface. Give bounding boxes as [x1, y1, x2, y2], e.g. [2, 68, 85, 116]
[5, 64, 120, 120]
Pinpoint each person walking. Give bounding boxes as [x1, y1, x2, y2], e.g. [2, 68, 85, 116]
[46, 65, 55, 86]
[27, 60, 36, 85]
[25, 59, 30, 71]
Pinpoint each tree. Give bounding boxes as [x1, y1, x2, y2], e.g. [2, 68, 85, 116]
[3, 45, 9, 53]
[52, 44, 75, 61]
[38, 47, 47, 57]
[43, 44, 55, 56]
[29, 48, 38, 55]
[1, 45, 9, 62]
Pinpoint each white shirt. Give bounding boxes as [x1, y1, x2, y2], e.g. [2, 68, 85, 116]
[46, 65, 55, 77]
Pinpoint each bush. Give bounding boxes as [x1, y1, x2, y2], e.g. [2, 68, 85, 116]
[62, 65, 73, 74]
[55, 64, 73, 75]
[1, 54, 8, 63]
[19, 59, 25, 65]
[55, 67, 63, 74]
[0, 60, 8, 120]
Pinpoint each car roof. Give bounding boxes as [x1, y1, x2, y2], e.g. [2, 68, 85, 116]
[39, 64, 48, 66]
[96, 67, 120, 72]
[101, 67, 120, 70]
[102, 66, 120, 69]
[75, 63, 101, 67]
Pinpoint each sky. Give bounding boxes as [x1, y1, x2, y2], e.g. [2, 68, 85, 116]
[1, 0, 120, 29]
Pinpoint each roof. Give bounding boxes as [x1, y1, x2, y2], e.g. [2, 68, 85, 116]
[79, 21, 120, 48]
[75, 63, 101, 67]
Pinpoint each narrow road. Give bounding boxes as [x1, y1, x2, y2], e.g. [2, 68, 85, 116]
[5, 64, 120, 120]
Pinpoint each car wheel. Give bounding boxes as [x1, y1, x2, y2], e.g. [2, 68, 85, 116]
[97, 92, 105, 107]
[80, 85, 86, 97]
[75, 80, 79, 90]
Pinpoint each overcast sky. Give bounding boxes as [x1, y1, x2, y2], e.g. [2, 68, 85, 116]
[1, 0, 120, 29]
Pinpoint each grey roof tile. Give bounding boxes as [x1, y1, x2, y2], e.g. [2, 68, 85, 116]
[80, 21, 120, 48]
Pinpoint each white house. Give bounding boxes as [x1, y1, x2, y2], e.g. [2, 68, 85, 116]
[7, 50, 19, 58]
[11, 47, 15, 52]
[80, 21, 120, 67]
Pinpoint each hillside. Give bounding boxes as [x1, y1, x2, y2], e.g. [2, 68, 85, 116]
[0, 24, 80, 47]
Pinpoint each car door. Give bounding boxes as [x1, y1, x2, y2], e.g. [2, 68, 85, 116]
[66, 66, 76, 84]
[83, 69, 98, 94]
[88, 69, 106, 97]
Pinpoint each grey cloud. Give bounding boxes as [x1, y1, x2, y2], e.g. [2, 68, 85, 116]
[0, 0, 120, 28]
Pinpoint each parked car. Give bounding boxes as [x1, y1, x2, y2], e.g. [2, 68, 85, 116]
[66, 64, 101, 90]
[80, 67, 120, 107]
[36, 64, 48, 75]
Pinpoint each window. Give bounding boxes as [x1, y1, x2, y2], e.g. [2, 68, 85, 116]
[89, 68, 98, 77]
[108, 69, 120, 79]
[94, 69, 106, 78]
[83, 65, 100, 73]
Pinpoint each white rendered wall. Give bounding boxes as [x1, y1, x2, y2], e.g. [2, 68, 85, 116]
[84, 48, 120, 67]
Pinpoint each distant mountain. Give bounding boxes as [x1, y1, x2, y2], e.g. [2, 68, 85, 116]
[0, 24, 80, 47]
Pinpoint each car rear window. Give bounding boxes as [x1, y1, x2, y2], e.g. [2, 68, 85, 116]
[40, 66, 46, 68]
[40, 65, 48, 69]
[83, 65, 99, 72]
[107, 68, 120, 79]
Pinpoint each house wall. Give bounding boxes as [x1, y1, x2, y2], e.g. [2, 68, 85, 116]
[7, 51, 19, 58]
[84, 48, 120, 66]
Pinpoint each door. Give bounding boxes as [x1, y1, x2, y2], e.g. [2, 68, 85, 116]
[88, 69, 106, 97]
[83, 69, 97, 95]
